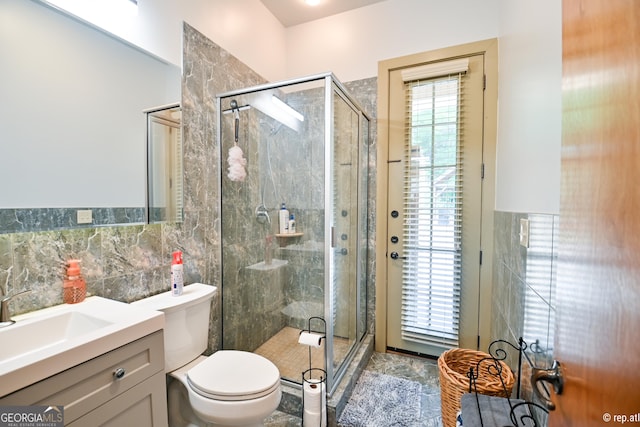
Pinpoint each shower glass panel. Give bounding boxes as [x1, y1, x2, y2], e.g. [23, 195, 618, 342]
[217, 73, 369, 394]
[331, 87, 360, 374]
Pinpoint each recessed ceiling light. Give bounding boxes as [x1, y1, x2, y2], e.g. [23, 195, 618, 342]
[305, 0, 321, 6]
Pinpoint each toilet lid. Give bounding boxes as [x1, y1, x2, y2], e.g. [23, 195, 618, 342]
[187, 351, 280, 401]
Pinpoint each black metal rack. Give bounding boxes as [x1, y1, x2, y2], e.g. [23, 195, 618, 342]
[462, 338, 550, 427]
[300, 317, 326, 427]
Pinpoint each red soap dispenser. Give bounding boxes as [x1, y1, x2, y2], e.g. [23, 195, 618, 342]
[63, 259, 86, 304]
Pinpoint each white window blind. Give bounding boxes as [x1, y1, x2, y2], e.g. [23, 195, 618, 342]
[401, 68, 466, 349]
[400, 58, 468, 82]
[523, 215, 556, 355]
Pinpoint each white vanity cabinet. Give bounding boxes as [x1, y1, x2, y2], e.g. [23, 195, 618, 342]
[0, 330, 168, 426]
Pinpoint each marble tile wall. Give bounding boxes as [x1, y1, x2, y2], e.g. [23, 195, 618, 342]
[0, 207, 145, 233]
[220, 84, 323, 351]
[0, 225, 170, 310]
[491, 210, 559, 425]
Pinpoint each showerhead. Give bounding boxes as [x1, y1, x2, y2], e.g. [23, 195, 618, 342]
[255, 204, 270, 225]
[230, 99, 238, 111]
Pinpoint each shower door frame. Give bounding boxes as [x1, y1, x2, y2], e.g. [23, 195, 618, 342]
[216, 72, 371, 396]
[325, 76, 371, 395]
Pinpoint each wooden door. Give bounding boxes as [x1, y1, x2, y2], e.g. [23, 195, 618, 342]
[551, 0, 640, 424]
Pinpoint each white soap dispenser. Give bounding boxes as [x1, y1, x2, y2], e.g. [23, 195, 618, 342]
[288, 213, 296, 234]
[279, 203, 289, 234]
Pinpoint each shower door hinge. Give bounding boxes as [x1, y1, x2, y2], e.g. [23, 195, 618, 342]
[481, 163, 485, 179]
[483, 74, 487, 90]
[479, 250, 483, 265]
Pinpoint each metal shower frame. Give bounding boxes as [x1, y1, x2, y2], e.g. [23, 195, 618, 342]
[215, 72, 371, 395]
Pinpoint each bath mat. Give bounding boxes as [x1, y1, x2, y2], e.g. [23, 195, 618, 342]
[338, 371, 422, 427]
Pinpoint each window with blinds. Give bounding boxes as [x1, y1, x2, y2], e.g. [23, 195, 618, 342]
[401, 67, 466, 349]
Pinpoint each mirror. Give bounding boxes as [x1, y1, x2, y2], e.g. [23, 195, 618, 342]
[146, 105, 183, 224]
[0, 0, 181, 233]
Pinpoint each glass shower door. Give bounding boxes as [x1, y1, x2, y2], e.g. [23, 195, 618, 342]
[330, 85, 363, 377]
[217, 73, 369, 395]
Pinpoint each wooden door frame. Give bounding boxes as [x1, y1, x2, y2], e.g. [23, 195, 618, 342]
[375, 39, 499, 353]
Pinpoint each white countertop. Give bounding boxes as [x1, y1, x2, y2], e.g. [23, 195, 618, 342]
[0, 296, 164, 397]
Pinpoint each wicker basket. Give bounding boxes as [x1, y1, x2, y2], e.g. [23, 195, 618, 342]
[438, 348, 515, 427]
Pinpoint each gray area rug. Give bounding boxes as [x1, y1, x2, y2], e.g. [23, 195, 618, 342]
[338, 371, 422, 427]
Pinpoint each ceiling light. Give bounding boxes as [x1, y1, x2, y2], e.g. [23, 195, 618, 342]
[305, 0, 321, 6]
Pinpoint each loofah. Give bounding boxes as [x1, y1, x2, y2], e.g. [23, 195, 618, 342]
[227, 145, 247, 182]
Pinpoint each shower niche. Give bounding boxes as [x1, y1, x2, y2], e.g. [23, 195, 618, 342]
[217, 73, 370, 394]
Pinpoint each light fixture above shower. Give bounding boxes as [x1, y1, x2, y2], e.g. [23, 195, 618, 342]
[250, 92, 305, 133]
[222, 94, 304, 133]
[271, 95, 304, 122]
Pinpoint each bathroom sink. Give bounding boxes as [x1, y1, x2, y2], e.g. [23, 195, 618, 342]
[0, 296, 164, 397]
[0, 311, 112, 362]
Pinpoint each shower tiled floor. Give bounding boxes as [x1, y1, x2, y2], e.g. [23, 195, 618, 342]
[255, 326, 351, 383]
[265, 351, 443, 426]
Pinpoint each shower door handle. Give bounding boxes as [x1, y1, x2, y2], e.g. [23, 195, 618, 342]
[331, 227, 338, 248]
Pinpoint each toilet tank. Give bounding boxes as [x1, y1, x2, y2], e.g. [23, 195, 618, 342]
[131, 283, 216, 371]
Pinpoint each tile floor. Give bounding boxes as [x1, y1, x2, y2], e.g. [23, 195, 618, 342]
[265, 351, 444, 427]
[255, 327, 351, 383]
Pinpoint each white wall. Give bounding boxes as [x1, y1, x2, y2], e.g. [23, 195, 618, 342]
[40, 0, 562, 215]
[496, 0, 561, 214]
[47, 0, 289, 82]
[140, 0, 287, 82]
[285, 0, 500, 82]
[284, 0, 561, 215]
[77, 0, 500, 84]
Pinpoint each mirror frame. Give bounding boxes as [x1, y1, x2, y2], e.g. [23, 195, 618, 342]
[146, 104, 184, 224]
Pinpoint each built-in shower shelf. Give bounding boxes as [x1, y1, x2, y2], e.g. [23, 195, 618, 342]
[247, 259, 288, 270]
[275, 232, 303, 238]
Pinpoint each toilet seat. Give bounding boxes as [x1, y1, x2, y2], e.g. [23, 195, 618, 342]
[187, 350, 280, 401]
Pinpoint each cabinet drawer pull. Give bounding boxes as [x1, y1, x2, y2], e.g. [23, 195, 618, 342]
[113, 368, 126, 380]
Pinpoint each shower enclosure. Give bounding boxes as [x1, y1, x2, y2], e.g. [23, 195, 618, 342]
[217, 73, 370, 394]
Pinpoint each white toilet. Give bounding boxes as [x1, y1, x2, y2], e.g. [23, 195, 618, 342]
[132, 283, 282, 427]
